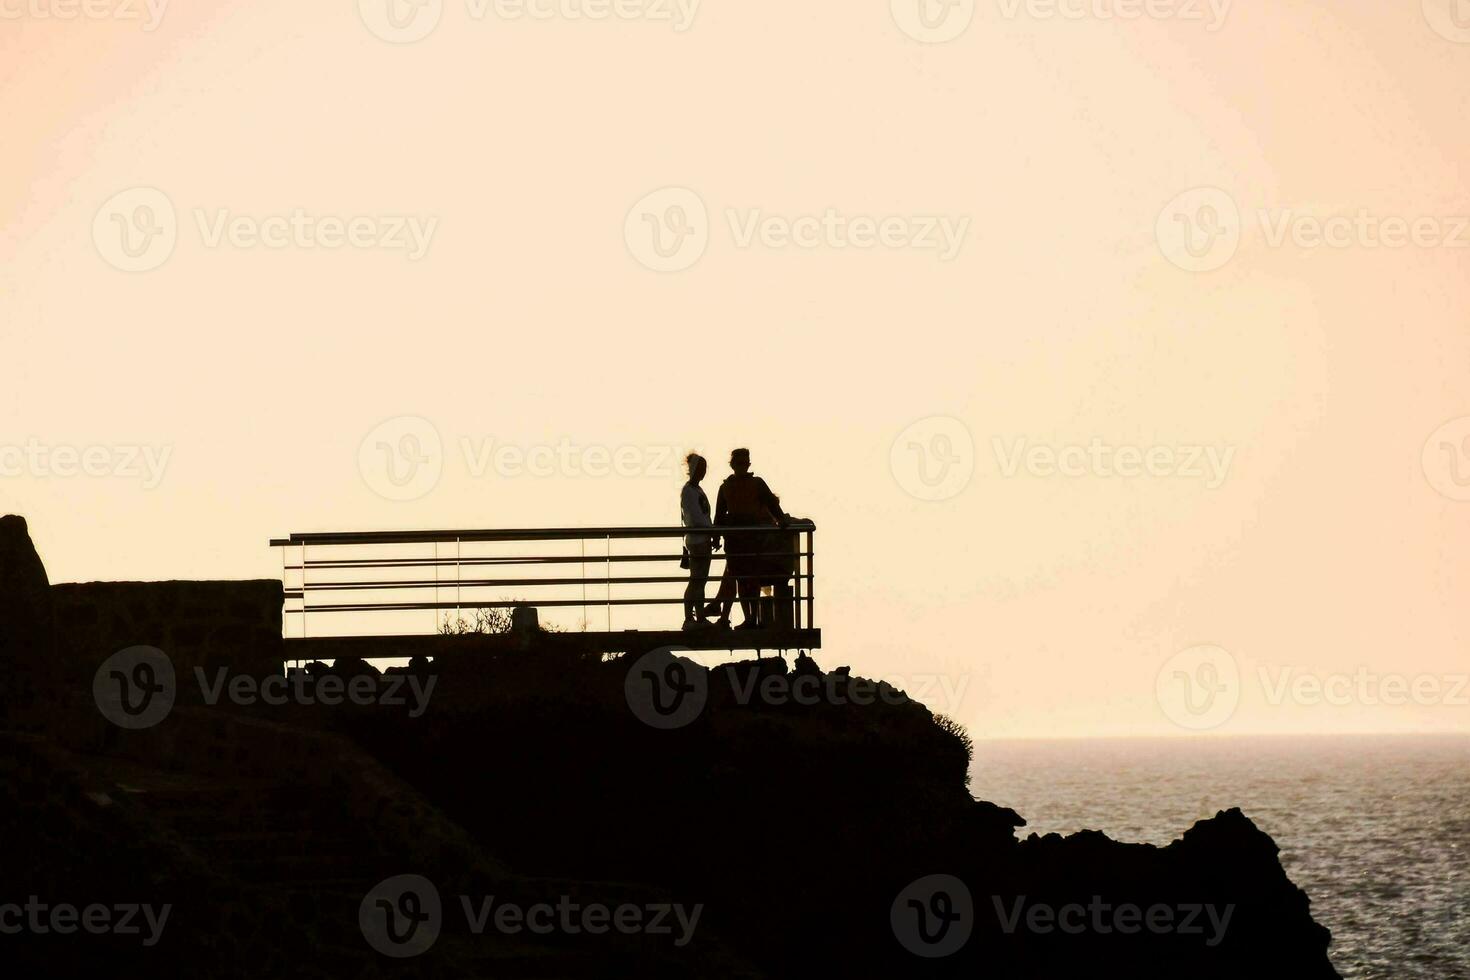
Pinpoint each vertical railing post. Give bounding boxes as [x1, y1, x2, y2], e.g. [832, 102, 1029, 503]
[793, 528, 803, 631]
[605, 534, 612, 632]
[280, 542, 294, 666]
[805, 528, 814, 630]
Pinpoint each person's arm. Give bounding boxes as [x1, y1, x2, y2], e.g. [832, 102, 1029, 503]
[711, 484, 727, 549]
[757, 478, 789, 527]
[714, 483, 730, 526]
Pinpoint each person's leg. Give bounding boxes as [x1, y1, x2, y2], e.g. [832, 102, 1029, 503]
[736, 531, 777, 628]
[710, 531, 749, 625]
[705, 557, 735, 623]
[773, 580, 794, 629]
[684, 548, 711, 624]
[683, 573, 698, 623]
[736, 575, 759, 627]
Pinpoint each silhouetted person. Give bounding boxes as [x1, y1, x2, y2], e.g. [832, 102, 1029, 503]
[707, 448, 787, 629]
[680, 453, 716, 630]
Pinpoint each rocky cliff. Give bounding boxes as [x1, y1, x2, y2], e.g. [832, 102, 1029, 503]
[0, 515, 1339, 978]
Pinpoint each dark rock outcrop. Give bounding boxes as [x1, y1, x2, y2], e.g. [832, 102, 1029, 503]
[2, 521, 1339, 978]
[0, 515, 55, 719]
[341, 649, 1339, 978]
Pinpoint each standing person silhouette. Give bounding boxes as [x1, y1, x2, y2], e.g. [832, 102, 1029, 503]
[679, 453, 716, 630]
[707, 448, 788, 629]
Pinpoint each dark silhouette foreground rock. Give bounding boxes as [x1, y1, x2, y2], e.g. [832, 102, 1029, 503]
[2, 518, 1339, 977]
[344, 648, 1340, 978]
[0, 515, 54, 720]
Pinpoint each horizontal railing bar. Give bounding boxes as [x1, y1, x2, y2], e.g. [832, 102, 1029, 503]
[292, 597, 767, 613]
[286, 573, 813, 594]
[270, 521, 814, 547]
[284, 551, 812, 571]
[303, 555, 683, 568]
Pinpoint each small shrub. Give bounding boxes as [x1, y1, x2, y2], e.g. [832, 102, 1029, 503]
[438, 606, 514, 635]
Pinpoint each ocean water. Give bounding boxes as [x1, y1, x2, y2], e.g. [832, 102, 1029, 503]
[969, 735, 1470, 979]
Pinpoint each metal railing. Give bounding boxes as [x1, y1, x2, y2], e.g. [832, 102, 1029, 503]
[269, 522, 815, 639]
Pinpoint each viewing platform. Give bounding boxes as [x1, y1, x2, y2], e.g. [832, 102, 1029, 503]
[269, 522, 819, 661]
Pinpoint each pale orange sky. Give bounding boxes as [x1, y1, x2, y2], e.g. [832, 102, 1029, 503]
[3, 0, 1469, 738]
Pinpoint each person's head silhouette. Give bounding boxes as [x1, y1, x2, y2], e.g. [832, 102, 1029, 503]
[686, 453, 707, 483]
[730, 448, 751, 474]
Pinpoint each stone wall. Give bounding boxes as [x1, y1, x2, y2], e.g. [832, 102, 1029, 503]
[52, 579, 284, 685]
